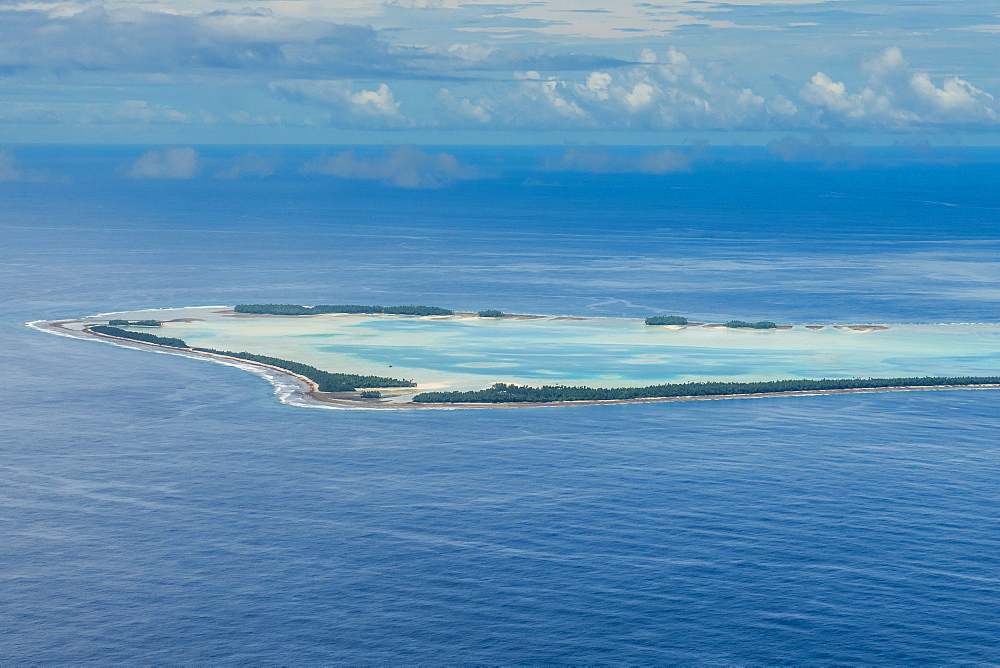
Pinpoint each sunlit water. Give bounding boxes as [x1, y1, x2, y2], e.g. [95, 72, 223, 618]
[3, 146, 999, 663]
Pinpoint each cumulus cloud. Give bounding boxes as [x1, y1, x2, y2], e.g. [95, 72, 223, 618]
[433, 46, 998, 133]
[546, 148, 692, 174]
[270, 80, 410, 128]
[1, 3, 998, 138]
[116, 100, 189, 124]
[125, 147, 200, 179]
[800, 47, 998, 129]
[302, 146, 480, 188]
[436, 48, 787, 131]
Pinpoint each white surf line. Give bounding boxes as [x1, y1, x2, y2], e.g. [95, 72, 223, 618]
[27, 317, 1000, 413]
[26, 319, 378, 411]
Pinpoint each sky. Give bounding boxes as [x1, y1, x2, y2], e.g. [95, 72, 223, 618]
[0, 0, 999, 144]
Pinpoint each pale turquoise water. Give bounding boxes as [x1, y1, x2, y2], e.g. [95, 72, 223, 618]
[78, 307, 1000, 395]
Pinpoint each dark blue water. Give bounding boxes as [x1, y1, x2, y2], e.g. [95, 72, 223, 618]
[3, 146, 999, 663]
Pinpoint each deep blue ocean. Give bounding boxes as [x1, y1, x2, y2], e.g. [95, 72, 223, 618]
[3, 145, 999, 664]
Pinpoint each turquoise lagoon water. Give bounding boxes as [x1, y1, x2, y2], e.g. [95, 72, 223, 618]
[80, 307, 1000, 394]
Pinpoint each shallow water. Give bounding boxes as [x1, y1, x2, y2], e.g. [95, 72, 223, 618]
[3, 146, 999, 663]
[72, 308, 1000, 393]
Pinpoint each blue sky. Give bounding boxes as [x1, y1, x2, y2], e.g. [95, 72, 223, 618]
[1, 0, 998, 144]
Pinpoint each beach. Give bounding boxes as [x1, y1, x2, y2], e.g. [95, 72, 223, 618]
[34, 308, 1000, 410]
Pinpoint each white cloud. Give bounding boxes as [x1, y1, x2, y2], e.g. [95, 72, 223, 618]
[585, 72, 612, 100]
[116, 100, 189, 124]
[269, 80, 410, 127]
[801, 47, 998, 129]
[302, 146, 480, 188]
[908, 72, 997, 122]
[439, 48, 775, 130]
[436, 45, 999, 133]
[624, 83, 655, 111]
[800, 72, 899, 120]
[125, 147, 200, 179]
[437, 89, 493, 124]
[348, 84, 401, 117]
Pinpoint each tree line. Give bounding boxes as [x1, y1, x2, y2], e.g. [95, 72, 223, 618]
[411, 377, 1000, 404]
[87, 325, 414, 392]
[90, 325, 187, 348]
[191, 348, 415, 392]
[234, 304, 454, 316]
[645, 315, 689, 326]
[108, 319, 161, 327]
[725, 320, 777, 329]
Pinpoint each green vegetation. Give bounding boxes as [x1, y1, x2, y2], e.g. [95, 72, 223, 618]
[87, 325, 414, 392]
[412, 377, 1000, 404]
[645, 315, 689, 326]
[234, 304, 454, 316]
[478, 310, 505, 318]
[108, 319, 161, 327]
[725, 320, 778, 329]
[359, 390, 382, 399]
[190, 348, 413, 392]
[90, 325, 188, 348]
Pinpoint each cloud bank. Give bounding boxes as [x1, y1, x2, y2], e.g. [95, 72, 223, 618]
[0, 0, 998, 141]
[546, 148, 693, 174]
[302, 146, 480, 188]
[125, 148, 200, 179]
[436, 47, 998, 133]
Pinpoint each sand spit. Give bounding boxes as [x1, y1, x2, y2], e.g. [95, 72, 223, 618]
[835, 325, 891, 333]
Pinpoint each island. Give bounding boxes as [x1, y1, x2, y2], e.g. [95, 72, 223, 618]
[29, 305, 1000, 409]
[645, 315, 689, 326]
[108, 319, 162, 327]
[234, 303, 454, 316]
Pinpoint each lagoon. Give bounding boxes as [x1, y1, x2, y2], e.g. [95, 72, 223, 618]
[59, 306, 1000, 401]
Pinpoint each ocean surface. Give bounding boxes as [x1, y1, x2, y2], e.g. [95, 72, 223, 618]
[3, 145, 999, 663]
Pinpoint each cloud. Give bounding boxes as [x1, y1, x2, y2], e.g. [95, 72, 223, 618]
[270, 80, 410, 128]
[1, 2, 998, 139]
[546, 148, 692, 174]
[116, 100, 189, 124]
[437, 48, 787, 131]
[434, 46, 998, 133]
[302, 146, 480, 188]
[800, 47, 998, 129]
[125, 147, 200, 179]
[0, 6, 407, 77]
[766, 136, 866, 166]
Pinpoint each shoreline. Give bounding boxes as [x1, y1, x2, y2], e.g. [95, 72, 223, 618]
[41, 319, 1000, 411]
